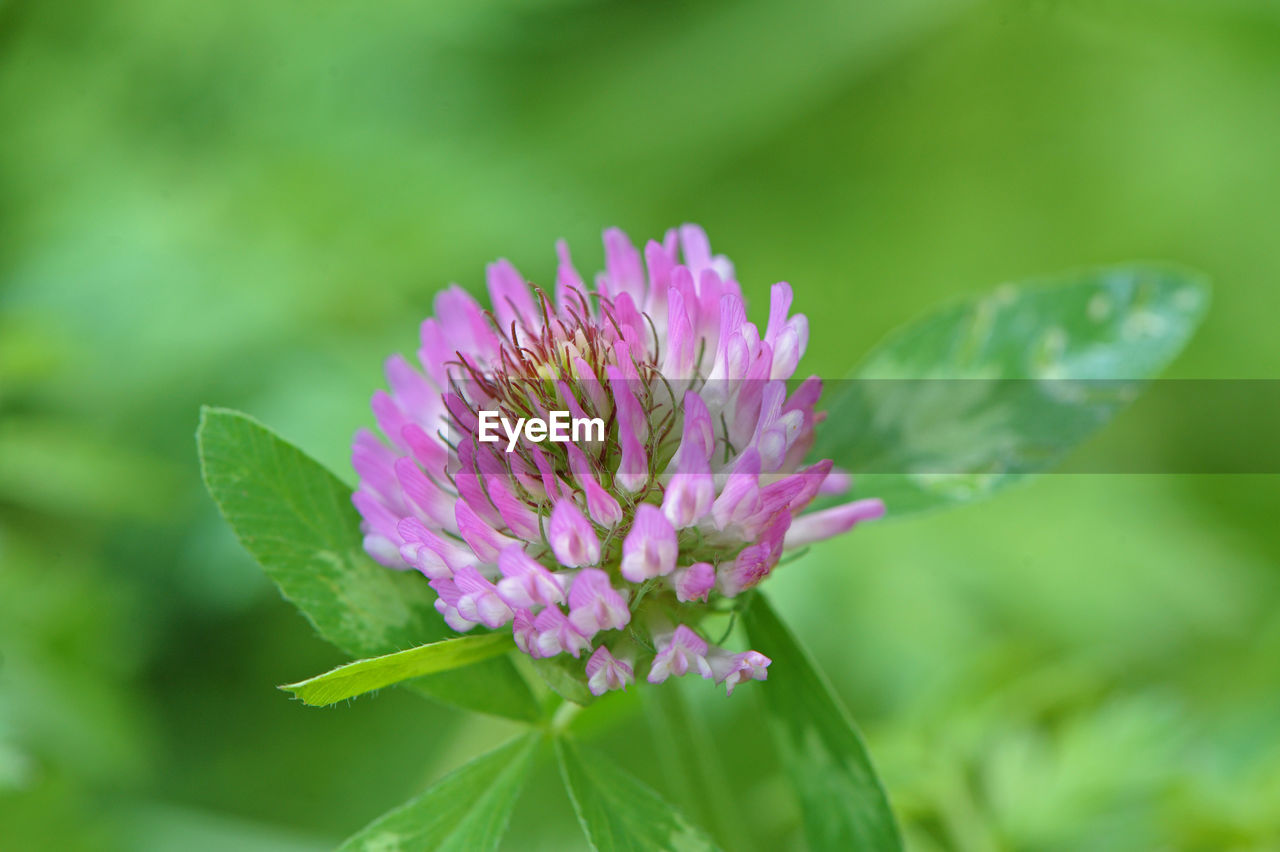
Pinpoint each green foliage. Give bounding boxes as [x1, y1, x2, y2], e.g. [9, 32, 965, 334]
[0, 416, 183, 520]
[338, 734, 539, 852]
[4, 1, 1280, 848]
[743, 594, 903, 851]
[281, 632, 516, 707]
[644, 683, 751, 851]
[555, 737, 720, 852]
[815, 267, 1209, 516]
[197, 406, 905, 845]
[197, 407, 538, 722]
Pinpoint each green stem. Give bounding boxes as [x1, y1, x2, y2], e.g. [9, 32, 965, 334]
[549, 698, 582, 735]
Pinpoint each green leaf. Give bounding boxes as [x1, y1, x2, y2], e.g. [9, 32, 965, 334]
[338, 733, 539, 852]
[742, 594, 902, 852]
[814, 266, 1209, 516]
[282, 632, 516, 707]
[555, 737, 720, 852]
[644, 682, 751, 852]
[196, 406, 538, 722]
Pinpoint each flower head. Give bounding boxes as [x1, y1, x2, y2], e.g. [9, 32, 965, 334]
[353, 225, 883, 697]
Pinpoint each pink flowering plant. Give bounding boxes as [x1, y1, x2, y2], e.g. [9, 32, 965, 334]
[199, 226, 1205, 850]
[352, 226, 883, 700]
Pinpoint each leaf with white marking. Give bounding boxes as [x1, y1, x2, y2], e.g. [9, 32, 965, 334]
[814, 266, 1209, 515]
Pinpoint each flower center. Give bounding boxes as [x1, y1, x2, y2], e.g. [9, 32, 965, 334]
[444, 290, 679, 517]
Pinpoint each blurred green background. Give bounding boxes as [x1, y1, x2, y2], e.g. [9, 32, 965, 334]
[3, 0, 1279, 849]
